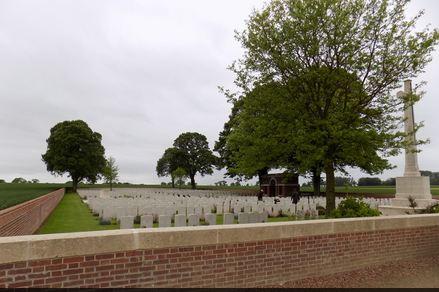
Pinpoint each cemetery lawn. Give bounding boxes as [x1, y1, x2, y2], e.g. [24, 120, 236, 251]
[37, 193, 305, 234]
[0, 183, 64, 211]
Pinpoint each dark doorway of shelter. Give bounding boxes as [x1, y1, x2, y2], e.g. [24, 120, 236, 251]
[269, 179, 276, 197]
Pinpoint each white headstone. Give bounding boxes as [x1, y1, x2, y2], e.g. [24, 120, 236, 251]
[174, 214, 187, 227]
[188, 214, 199, 226]
[205, 213, 216, 225]
[140, 215, 153, 228]
[159, 215, 171, 228]
[120, 216, 134, 229]
[238, 213, 249, 224]
[223, 213, 234, 225]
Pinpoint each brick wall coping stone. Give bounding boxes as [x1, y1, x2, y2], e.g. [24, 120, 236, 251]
[0, 214, 438, 265]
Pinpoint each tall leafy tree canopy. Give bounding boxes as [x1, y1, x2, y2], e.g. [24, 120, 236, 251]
[42, 120, 106, 192]
[173, 132, 216, 189]
[217, 83, 294, 182]
[225, 0, 438, 212]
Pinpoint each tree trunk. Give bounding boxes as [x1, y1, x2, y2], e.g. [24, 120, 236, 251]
[324, 160, 336, 214]
[257, 167, 269, 189]
[171, 176, 175, 189]
[110, 179, 113, 191]
[312, 168, 321, 197]
[190, 175, 196, 190]
[72, 177, 78, 193]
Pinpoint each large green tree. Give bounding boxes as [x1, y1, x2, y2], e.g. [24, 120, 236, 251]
[227, 0, 438, 212]
[173, 132, 216, 189]
[217, 85, 323, 192]
[219, 83, 297, 184]
[42, 120, 106, 192]
[156, 147, 186, 188]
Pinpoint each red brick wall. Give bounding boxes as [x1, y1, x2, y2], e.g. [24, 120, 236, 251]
[0, 189, 64, 237]
[0, 225, 438, 288]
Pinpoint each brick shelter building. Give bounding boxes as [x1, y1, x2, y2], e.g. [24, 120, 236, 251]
[260, 173, 300, 197]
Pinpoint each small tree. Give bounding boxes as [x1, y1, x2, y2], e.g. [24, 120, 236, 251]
[172, 167, 188, 189]
[12, 177, 27, 184]
[42, 120, 106, 192]
[156, 147, 186, 188]
[103, 156, 119, 191]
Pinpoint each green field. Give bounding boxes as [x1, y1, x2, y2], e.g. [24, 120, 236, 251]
[0, 183, 65, 210]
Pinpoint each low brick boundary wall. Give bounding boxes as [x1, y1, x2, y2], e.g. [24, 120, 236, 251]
[0, 214, 438, 288]
[0, 189, 64, 237]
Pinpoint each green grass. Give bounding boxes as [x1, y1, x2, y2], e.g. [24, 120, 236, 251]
[37, 193, 121, 234]
[0, 183, 65, 210]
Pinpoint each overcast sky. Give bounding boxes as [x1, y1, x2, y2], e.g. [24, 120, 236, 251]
[0, 0, 438, 185]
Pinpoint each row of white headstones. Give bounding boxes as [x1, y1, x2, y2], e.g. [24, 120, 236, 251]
[78, 188, 392, 229]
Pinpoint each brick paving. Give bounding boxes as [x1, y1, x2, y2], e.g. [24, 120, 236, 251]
[273, 255, 439, 288]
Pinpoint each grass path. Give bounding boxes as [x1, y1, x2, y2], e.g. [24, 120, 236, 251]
[37, 193, 120, 234]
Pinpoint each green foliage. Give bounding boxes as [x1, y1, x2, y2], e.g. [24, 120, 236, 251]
[102, 156, 119, 190]
[42, 120, 106, 192]
[99, 218, 112, 225]
[358, 177, 383, 186]
[420, 170, 439, 185]
[335, 177, 356, 187]
[408, 196, 418, 209]
[173, 132, 217, 189]
[214, 181, 228, 187]
[222, 0, 438, 213]
[317, 205, 326, 216]
[172, 167, 188, 189]
[0, 179, 5, 183]
[330, 197, 381, 218]
[214, 98, 244, 177]
[382, 178, 396, 186]
[423, 203, 439, 214]
[156, 147, 186, 188]
[12, 177, 28, 184]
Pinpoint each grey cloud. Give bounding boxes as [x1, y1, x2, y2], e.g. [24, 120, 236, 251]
[0, 0, 437, 185]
